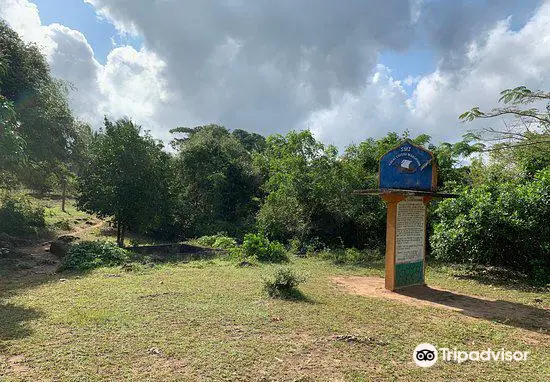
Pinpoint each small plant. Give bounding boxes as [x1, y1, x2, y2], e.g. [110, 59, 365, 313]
[60, 241, 129, 271]
[263, 266, 306, 299]
[54, 220, 72, 231]
[288, 238, 306, 257]
[241, 233, 288, 263]
[305, 237, 327, 256]
[196, 234, 219, 247]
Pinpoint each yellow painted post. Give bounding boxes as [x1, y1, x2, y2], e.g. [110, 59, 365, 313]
[382, 193, 405, 291]
[422, 195, 432, 286]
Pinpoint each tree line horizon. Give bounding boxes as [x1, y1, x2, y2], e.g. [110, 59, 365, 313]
[1, 20, 549, 284]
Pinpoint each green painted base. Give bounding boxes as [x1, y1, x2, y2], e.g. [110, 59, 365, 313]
[395, 261, 424, 288]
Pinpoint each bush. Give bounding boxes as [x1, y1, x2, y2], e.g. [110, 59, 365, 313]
[196, 234, 219, 247]
[212, 236, 237, 249]
[431, 169, 550, 283]
[263, 266, 306, 299]
[0, 193, 45, 235]
[241, 233, 288, 262]
[196, 233, 237, 249]
[60, 241, 129, 271]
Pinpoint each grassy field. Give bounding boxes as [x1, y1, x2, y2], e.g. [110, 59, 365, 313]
[1, 256, 548, 381]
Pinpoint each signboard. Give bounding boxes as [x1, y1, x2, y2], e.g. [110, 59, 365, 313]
[379, 140, 436, 191]
[353, 139, 451, 291]
[394, 197, 426, 288]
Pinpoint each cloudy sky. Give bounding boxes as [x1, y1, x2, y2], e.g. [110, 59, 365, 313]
[1, 0, 549, 149]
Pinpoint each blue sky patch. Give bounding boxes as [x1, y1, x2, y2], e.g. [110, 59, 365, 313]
[33, 0, 142, 63]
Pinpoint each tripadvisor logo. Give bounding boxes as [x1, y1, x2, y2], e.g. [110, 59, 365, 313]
[413, 343, 529, 367]
[413, 343, 438, 367]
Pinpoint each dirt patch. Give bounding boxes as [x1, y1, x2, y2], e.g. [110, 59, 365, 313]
[12, 221, 104, 276]
[332, 276, 550, 333]
[333, 276, 441, 307]
[3, 355, 29, 374]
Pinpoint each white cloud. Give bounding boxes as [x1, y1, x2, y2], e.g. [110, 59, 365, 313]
[409, 2, 550, 140]
[305, 65, 414, 148]
[97, 46, 171, 136]
[0, 0, 170, 141]
[77, 0, 418, 139]
[3, 0, 550, 150]
[305, 1, 550, 147]
[0, 0, 54, 56]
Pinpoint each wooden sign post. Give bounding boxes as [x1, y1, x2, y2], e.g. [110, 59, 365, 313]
[355, 140, 455, 291]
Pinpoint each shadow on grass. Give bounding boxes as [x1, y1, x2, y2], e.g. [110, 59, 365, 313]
[444, 264, 549, 293]
[396, 285, 550, 333]
[267, 288, 317, 304]
[0, 303, 42, 341]
[126, 243, 223, 264]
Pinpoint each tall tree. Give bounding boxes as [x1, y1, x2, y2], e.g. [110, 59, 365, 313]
[0, 21, 76, 190]
[172, 124, 261, 237]
[0, 96, 26, 188]
[77, 118, 172, 246]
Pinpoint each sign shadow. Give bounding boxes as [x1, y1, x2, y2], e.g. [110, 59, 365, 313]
[396, 285, 550, 333]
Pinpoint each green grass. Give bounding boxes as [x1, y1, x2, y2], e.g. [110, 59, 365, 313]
[0, 258, 548, 381]
[41, 197, 94, 233]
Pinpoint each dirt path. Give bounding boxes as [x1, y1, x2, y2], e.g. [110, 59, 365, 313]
[332, 276, 550, 334]
[15, 220, 104, 275]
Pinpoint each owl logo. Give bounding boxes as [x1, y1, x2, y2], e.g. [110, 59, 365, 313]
[413, 343, 438, 367]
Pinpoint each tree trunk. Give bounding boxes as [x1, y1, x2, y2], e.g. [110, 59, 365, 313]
[117, 221, 122, 247]
[120, 225, 125, 248]
[61, 178, 67, 213]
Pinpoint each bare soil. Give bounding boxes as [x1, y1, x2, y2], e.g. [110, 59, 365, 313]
[13, 220, 104, 276]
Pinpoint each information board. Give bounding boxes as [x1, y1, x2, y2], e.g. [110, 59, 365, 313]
[395, 198, 426, 264]
[394, 197, 426, 288]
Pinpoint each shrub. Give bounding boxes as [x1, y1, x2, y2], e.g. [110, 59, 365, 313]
[0, 193, 45, 235]
[241, 233, 288, 263]
[196, 233, 235, 248]
[60, 241, 129, 271]
[263, 266, 306, 299]
[196, 234, 238, 250]
[431, 169, 550, 283]
[212, 236, 237, 249]
[196, 234, 219, 247]
[53, 220, 72, 231]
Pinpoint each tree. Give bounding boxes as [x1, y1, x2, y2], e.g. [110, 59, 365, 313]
[460, 86, 550, 180]
[232, 129, 266, 152]
[255, 130, 384, 248]
[460, 86, 550, 148]
[431, 168, 550, 283]
[77, 118, 172, 246]
[0, 96, 26, 186]
[0, 21, 76, 190]
[255, 130, 473, 250]
[58, 121, 94, 211]
[172, 124, 261, 237]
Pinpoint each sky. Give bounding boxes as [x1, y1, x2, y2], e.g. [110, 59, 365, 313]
[1, 0, 548, 150]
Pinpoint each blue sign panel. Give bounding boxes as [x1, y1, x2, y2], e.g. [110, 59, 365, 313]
[379, 141, 436, 191]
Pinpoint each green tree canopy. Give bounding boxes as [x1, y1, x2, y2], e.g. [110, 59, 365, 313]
[0, 21, 76, 190]
[173, 124, 261, 238]
[77, 118, 172, 246]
